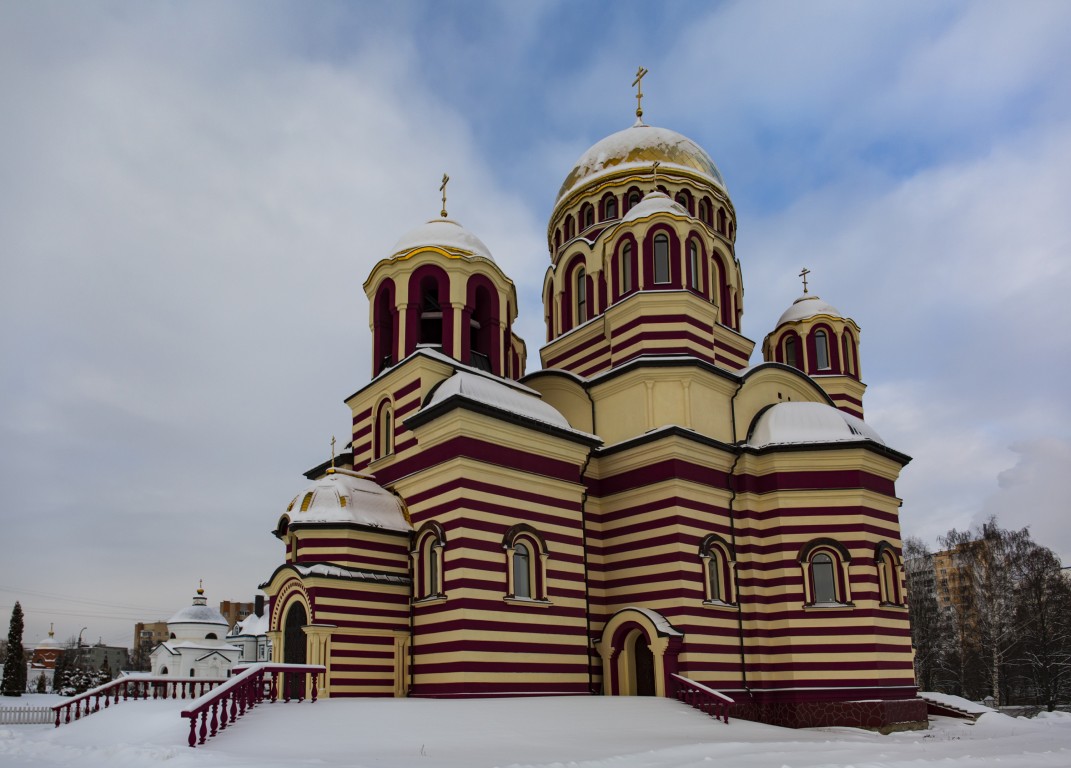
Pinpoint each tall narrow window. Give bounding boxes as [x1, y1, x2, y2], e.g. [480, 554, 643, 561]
[717, 208, 727, 234]
[784, 336, 798, 369]
[513, 543, 531, 599]
[708, 556, 721, 602]
[426, 544, 439, 596]
[576, 268, 587, 323]
[627, 190, 641, 210]
[698, 198, 711, 225]
[621, 243, 633, 294]
[605, 196, 617, 220]
[582, 205, 594, 230]
[653, 234, 670, 284]
[374, 401, 393, 459]
[812, 553, 836, 603]
[688, 241, 700, 290]
[843, 335, 855, 376]
[815, 330, 830, 370]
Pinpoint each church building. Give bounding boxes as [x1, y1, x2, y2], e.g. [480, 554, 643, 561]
[259, 86, 925, 730]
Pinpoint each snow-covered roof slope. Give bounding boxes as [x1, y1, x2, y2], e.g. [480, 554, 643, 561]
[293, 563, 410, 585]
[230, 612, 269, 637]
[390, 218, 494, 262]
[557, 121, 727, 203]
[423, 370, 594, 438]
[167, 594, 228, 626]
[776, 293, 844, 326]
[283, 468, 411, 532]
[748, 401, 884, 448]
[620, 191, 689, 223]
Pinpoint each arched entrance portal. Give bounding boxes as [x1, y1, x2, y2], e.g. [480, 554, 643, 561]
[283, 602, 308, 699]
[596, 608, 682, 697]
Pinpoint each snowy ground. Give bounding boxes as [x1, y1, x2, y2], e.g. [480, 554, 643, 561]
[2, 694, 1071, 768]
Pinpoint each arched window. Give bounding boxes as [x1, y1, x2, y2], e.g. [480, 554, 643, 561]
[876, 543, 902, 605]
[800, 539, 852, 606]
[513, 543, 531, 599]
[374, 399, 393, 459]
[418, 276, 443, 348]
[620, 242, 633, 295]
[812, 553, 836, 603]
[717, 208, 727, 235]
[581, 204, 594, 230]
[675, 190, 692, 214]
[205, 633, 217, 640]
[687, 240, 700, 290]
[564, 215, 574, 240]
[698, 198, 711, 225]
[503, 524, 548, 602]
[374, 281, 395, 375]
[413, 523, 445, 601]
[576, 267, 588, 323]
[784, 336, 798, 369]
[554, 230, 561, 252]
[814, 330, 830, 370]
[700, 535, 735, 605]
[604, 195, 617, 220]
[627, 189, 642, 210]
[842, 333, 855, 377]
[653, 234, 670, 284]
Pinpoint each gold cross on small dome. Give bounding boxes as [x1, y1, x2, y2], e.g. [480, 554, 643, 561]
[799, 267, 811, 294]
[440, 173, 450, 218]
[632, 66, 648, 119]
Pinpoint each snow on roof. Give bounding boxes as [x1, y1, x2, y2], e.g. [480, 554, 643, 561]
[423, 369, 594, 438]
[284, 468, 411, 532]
[776, 293, 844, 326]
[620, 190, 689, 224]
[231, 612, 270, 637]
[918, 691, 996, 715]
[390, 218, 494, 262]
[167, 596, 228, 627]
[748, 401, 885, 448]
[293, 563, 410, 585]
[624, 606, 683, 637]
[557, 122, 727, 203]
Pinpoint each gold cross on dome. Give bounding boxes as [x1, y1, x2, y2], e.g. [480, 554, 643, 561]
[632, 66, 649, 119]
[330, 435, 336, 469]
[651, 160, 661, 189]
[799, 267, 811, 294]
[440, 173, 450, 218]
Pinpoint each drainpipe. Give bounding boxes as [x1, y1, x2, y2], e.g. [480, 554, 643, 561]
[581, 384, 597, 693]
[727, 380, 751, 696]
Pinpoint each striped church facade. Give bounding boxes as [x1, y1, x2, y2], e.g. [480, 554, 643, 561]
[258, 103, 925, 730]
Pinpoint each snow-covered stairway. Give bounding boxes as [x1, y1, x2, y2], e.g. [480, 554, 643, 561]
[917, 692, 994, 721]
[670, 674, 734, 724]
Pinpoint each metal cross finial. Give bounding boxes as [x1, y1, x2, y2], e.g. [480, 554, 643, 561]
[632, 66, 649, 119]
[330, 435, 336, 469]
[440, 173, 450, 218]
[197, 578, 204, 595]
[799, 267, 811, 294]
[651, 160, 661, 189]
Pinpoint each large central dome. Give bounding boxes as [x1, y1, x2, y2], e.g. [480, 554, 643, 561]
[556, 122, 727, 203]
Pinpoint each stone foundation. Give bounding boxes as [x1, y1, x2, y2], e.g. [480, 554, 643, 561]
[731, 696, 929, 731]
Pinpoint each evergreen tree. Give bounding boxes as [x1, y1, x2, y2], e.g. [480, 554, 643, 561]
[1, 602, 26, 696]
[35, 672, 47, 693]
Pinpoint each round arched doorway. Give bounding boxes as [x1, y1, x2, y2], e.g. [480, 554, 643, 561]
[283, 601, 308, 698]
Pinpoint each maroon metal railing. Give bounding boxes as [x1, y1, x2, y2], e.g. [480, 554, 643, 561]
[51, 675, 227, 728]
[179, 663, 326, 748]
[670, 673, 734, 724]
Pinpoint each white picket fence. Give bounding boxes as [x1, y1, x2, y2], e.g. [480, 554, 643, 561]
[0, 705, 53, 724]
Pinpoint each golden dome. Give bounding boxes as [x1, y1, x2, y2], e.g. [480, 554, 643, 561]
[556, 122, 726, 204]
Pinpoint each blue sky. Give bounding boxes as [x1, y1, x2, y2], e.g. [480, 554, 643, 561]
[2, 1, 1070, 647]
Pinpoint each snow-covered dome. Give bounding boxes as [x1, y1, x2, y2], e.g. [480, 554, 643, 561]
[281, 468, 411, 532]
[557, 122, 727, 203]
[168, 590, 229, 627]
[621, 190, 688, 224]
[776, 294, 844, 327]
[748, 402, 884, 449]
[425, 370, 573, 431]
[390, 218, 494, 262]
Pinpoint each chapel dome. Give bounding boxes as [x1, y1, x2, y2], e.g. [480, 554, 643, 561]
[620, 190, 688, 223]
[389, 218, 495, 263]
[168, 591, 229, 626]
[280, 468, 412, 533]
[556, 122, 727, 203]
[775, 294, 844, 327]
[747, 401, 883, 449]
